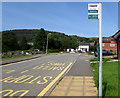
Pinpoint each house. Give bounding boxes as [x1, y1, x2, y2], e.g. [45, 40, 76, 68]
[102, 38, 117, 54]
[78, 43, 90, 52]
[112, 30, 120, 60]
[94, 38, 117, 54]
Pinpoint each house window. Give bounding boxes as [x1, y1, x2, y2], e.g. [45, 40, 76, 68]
[102, 43, 105, 47]
[110, 44, 115, 47]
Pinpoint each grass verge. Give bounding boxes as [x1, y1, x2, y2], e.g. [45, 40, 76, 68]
[91, 61, 118, 96]
[2, 54, 38, 61]
[90, 57, 113, 62]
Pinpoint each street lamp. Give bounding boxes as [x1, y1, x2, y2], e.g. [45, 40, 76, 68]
[46, 33, 51, 54]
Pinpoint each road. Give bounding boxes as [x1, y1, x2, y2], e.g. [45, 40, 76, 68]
[0, 53, 93, 96]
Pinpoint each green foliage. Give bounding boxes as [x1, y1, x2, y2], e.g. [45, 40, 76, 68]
[89, 46, 97, 52]
[60, 36, 70, 49]
[2, 29, 98, 52]
[2, 31, 19, 52]
[47, 49, 59, 53]
[87, 51, 93, 55]
[33, 28, 47, 50]
[19, 36, 30, 50]
[2, 54, 34, 61]
[48, 35, 62, 49]
[47, 34, 79, 50]
[2, 29, 38, 41]
[90, 57, 112, 62]
[91, 62, 118, 96]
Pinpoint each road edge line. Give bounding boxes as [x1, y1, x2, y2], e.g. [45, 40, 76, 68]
[37, 62, 73, 96]
[1, 55, 48, 67]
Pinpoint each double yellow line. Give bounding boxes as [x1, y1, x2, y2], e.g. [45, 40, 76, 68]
[37, 62, 73, 96]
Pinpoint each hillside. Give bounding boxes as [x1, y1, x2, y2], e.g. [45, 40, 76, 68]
[2, 29, 98, 43]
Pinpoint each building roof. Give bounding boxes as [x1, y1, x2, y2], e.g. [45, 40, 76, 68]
[79, 43, 90, 46]
[102, 39, 111, 43]
[112, 30, 120, 39]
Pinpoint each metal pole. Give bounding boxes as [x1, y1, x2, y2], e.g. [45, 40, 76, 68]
[46, 34, 48, 54]
[99, 3, 102, 97]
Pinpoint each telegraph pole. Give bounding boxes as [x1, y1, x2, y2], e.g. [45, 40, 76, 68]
[46, 33, 51, 54]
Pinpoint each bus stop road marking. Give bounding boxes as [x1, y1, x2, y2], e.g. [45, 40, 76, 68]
[37, 62, 73, 96]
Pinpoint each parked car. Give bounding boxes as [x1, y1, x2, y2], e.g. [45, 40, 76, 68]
[94, 50, 114, 57]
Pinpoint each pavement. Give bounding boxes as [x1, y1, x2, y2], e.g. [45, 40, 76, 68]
[50, 76, 98, 96]
[49, 53, 98, 96]
[66, 54, 93, 76]
[0, 53, 98, 96]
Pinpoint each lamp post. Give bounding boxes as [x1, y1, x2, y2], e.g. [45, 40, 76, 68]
[46, 33, 51, 54]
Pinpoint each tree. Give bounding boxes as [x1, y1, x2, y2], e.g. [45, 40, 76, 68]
[33, 28, 47, 50]
[19, 36, 29, 50]
[48, 35, 62, 49]
[2, 31, 19, 52]
[60, 36, 70, 49]
[89, 46, 97, 52]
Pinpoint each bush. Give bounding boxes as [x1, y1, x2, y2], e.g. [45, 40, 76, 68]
[87, 51, 93, 55]
[48, 49, 59, 53]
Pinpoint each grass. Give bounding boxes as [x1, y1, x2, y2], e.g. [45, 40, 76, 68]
[1, 54, 37, 61]
[90, 57, 113, 62]
[91, 61, 118, 96]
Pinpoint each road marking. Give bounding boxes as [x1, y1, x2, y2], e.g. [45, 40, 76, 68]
[65, 60, 76, 74]
[10, 90, 29, 96]
[1, 55, 48, 67]
[25, 76, 41, 84]
[1, 75, 53, 85]
[37, 62, 73, 96]
[0, 90, 29, 96]
[0, 90, 13, 96]
[37, 76, 53, 84]
[14, 75, 33, 83]
[6, 70, 15, 73]
[21, 70, 29, 74]
[32, 64, 66, 71]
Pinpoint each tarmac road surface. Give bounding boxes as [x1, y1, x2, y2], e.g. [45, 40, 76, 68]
[0, 53, 93, 96]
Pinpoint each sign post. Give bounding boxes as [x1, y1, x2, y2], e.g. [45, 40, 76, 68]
[88, 3, 102, 97]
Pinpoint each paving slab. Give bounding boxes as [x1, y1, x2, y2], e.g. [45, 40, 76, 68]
[49, 76, 98, 96]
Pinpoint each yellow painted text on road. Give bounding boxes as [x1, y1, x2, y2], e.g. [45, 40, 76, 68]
[37, 62, 73, 96]
[1, 75, 53, 85]
[48, 63, 65, 66]
[0, 90, 29, 96]
[5, 70, 15, 73]
[33, 66, 65, 71]
[21, 70, 29, 74]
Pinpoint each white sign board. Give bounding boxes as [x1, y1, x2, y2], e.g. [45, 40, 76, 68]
[88, 3, 100, 19]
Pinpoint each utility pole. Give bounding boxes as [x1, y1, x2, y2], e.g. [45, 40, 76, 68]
[46, 33, 51, 54]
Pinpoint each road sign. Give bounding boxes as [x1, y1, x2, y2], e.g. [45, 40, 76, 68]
[88, 10, 98, 13]
[88, 3, 103, 96]
[88, 4, 100, 19]
[88, 15, 98, 19]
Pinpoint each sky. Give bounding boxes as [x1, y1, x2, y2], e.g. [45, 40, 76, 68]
[2, 2, 118, 37]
